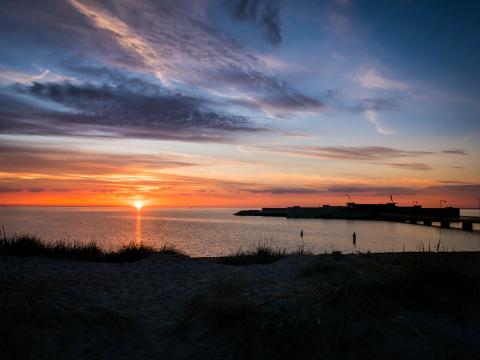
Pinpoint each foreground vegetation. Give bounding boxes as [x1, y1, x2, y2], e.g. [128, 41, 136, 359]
[2, 232, 480, 358]
[218, 242, 312, 265]
[0, 232, 183, 262]
[183, 251, 480, 359]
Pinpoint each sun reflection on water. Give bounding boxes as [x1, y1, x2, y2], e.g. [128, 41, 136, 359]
[135, 210, 142, 245]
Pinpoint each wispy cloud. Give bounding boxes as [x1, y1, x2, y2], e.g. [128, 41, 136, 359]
[65, 0, 320, 115]
[354, 68, 409, 91]
[364, 107, 394, 134]
[438, 180, 473, 184]
[335, 97, 399, 135]
[255, 145, 434, 161]
[328, 185, 416, 195]
[425, 184, 480, 193]
[241, 186, 325, 195]
[441, 149, 468, 155]
[0, 143, 196, 176]
[0, 66, 74, 85]
[0, 187, 22, 193]
[385, 163, 432, 171]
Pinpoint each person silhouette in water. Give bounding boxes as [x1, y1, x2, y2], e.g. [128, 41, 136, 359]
[352, 232, 357, 245]
[300, 229, 304, 238]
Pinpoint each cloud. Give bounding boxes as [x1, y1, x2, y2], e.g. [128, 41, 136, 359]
[256, 145, 434, 161]
[28, 187, 46, 193]
[326, 183, 480, 198]
[328, 185, 416, 195]
[0, 142, 197, 176]
[63, 0, 319, 115]
[336, 97, 399, 135]
[441, 149, 467, 155]
[354, 69, 408, 91]
[354, 98, 399, 112]
[5, 76, 266, 142]
[0, 187, 22, 193]
[0, 187, 71, 193]
[228, 78, 324, 115]
[242, 186, 325, 194]
[0, 160, 268, 198]
[0, 65, 75, 85]
[0, 0, 323, 143]
[223, 0, 282, 45]
[386, 163, 432, 171]
[438, 180, 473, 184]
[425, 184, 480, 193]
[364, 107, 394, 134]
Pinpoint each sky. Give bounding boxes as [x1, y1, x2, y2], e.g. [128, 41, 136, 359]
[0, 0, 479, 208]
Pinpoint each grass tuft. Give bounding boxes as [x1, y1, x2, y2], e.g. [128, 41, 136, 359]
[0, 230, 184, 262]
[218, 242, 312, 266]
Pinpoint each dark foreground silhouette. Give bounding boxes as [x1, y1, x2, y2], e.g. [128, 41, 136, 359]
[1, 235, 480, 359]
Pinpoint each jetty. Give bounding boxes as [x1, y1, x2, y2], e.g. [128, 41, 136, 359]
[235, 202, 480, 231]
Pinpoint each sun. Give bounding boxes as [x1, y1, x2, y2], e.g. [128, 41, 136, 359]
[134, 200, 143, 210]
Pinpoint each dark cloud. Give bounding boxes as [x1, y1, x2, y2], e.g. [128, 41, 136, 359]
[328, 183, 480, 197]
[0, 0, 321, 117]
[223, 0, 282, 45]
[244, 183, 480, 197]
[0, 187, 22, 193]
[28, 187, 45, 193]
[438, 180, 473, 184]
[425, 184, 480, 193]
[441, 149, 467, 155]
[0, 186, 69, 193]
[257, 145, 434, 161]
[242, 186, 325, 194]
[5, 77, 266, 142]
[328, 185, 416, 195]
[386, 163, 432, 171]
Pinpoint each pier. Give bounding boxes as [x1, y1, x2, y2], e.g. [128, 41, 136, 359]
[235, 203, 480, 231]
[378, 213, 480, 231]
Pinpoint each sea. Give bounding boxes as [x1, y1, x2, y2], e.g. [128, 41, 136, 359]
[1, 207, 479, 257]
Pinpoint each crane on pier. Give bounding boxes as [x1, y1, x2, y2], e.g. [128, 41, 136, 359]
[346, 193, 354, 205]
[389, 194, 397, 205]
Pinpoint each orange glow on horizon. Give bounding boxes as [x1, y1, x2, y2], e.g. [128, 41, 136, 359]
[0, 168, 478, 209]
[0, 188, 477, 209]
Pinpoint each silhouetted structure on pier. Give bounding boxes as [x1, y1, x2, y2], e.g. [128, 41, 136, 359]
[235, 202, 479, 231]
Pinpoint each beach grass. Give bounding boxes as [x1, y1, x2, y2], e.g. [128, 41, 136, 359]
[0, 231, 184, 262]
[183, 250, 480, 359]
[218, 242, 312, 265]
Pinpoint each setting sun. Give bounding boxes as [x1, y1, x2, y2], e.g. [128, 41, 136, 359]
[134, 200, 143, 210]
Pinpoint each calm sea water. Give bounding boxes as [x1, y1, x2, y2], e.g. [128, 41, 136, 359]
[0, 207, 479, 257]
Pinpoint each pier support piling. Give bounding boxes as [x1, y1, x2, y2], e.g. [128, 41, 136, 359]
[423, 219, 432, 226]
[462, 221, 473, 231]
[440, 220, 450, 228]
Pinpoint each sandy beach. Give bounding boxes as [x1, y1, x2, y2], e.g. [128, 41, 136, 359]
[0, 253, 318, 359]
[2, 252, 480, 359]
